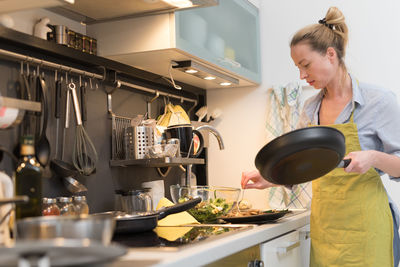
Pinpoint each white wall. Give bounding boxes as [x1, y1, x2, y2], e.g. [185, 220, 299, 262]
[207, 0, 400, 209]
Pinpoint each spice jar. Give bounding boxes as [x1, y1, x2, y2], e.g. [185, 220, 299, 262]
[82, 35, 90, 53]
[57, 197, 76, 216]
[73, 195, 89, 215]
[90, 38, 97, 55]
[42, 198, 60, 216]
[67, 29, 76, 48]
[75, 32, 83, 51]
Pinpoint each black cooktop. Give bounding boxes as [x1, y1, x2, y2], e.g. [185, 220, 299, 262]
[112, 225, 252, 248]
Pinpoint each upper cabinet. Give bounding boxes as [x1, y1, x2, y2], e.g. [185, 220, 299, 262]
[88, 0, 261, 89]
[0, 0, 74, 14]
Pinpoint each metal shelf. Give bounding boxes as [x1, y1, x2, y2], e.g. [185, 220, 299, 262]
[110, 157, 205, 167]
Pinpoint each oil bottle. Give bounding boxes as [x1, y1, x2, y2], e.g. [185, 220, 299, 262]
[15, 135, 42, 219]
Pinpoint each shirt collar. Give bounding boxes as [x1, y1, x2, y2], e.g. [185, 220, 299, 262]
[349, 73, 364, 107]
[306, 73, 364, 124]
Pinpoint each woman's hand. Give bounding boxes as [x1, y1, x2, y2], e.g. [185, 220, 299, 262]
[241, 170, 278, 189]
[343, 151, 375, 174]
[344, 150, 400, 177]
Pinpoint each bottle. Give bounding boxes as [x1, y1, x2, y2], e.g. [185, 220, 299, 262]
[15, 135, 43, 219]
[42, 197, 60, 216]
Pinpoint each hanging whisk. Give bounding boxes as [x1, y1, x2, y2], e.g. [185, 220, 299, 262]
[68, 82, 98, 175]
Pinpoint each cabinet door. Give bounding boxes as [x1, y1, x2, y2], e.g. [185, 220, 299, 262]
[175, 0, 261, 84]
[260, 230, 302, 267]
[299, 224, 310, 267]
[205, 244, 261, 267]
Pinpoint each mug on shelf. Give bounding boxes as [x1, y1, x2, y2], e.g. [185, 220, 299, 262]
[164, 124, 204, 158]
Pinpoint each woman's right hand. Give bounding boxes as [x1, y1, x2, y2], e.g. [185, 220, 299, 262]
[241, 170, 278, 189]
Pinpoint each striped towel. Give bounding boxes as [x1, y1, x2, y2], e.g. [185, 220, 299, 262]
[265, 83, 312, 209]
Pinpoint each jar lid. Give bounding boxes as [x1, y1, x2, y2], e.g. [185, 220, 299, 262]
[73, 196, 86, 201]
[57, 197, 73, 203]
[43, 197, 57, 204]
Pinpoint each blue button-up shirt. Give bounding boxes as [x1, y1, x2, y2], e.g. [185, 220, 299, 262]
[298, 74, 400, 265]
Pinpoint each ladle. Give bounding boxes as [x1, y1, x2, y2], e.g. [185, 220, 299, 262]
[35, 75, 51, 167]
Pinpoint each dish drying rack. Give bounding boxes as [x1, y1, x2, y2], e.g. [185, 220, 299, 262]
[108, 95, 154, 160]
[107, 94, 204, 167]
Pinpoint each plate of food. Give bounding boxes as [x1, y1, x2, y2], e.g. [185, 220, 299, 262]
[219, 209, 291, 224]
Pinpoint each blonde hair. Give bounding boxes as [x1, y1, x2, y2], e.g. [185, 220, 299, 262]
[290, 7, 349, 68]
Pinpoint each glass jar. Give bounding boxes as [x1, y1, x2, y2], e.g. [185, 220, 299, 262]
[90, 38, 97, 55]
[75, 33, 83, 51]
[73, 195, 89, 215]
[67, 29, 76, 48]
[82, 36, 90, 53]
[57, 197, 76, 216]
[42, 198, 60, 216]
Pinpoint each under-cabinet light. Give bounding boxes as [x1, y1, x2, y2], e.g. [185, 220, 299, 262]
[220, 82, 231, 86]
[172, 60, 239, 86]
[185, 69, 198, 74]
[162, 0, 193, 8]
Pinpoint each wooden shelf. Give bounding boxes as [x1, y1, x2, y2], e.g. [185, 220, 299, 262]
[110, 157, 205, 167]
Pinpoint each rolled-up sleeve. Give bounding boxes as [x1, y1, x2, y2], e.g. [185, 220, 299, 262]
[372, 90, 400, 180]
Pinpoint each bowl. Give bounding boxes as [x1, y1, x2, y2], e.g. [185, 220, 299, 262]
[145, 144, 178, 158]
[16, 214, 115, 245]
[170, 185, 240, 223]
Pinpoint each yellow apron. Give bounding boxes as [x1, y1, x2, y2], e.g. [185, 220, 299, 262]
[310, 112, 394, 267]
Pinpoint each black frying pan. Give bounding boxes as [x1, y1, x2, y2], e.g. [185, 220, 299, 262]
[255, 126, 351, 185]
[220, 210, 291, 224]
[112, 197, 201, 234]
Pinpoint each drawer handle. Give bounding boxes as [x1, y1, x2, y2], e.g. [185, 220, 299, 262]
[300, 230, 311, 240]
[276, 241, 300, 254]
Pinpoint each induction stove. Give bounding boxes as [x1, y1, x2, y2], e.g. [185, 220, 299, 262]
[112, 224, 253, 249]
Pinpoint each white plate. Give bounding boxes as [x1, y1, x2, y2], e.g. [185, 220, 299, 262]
[0, 238, 127, 266]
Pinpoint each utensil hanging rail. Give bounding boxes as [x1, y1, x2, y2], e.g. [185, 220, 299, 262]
[117, 80, 197, 105]
[0, 48, 197, 106]
[0, 48, 103, 79]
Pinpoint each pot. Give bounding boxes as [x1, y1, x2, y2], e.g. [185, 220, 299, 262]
[16, 213, 115, 246]
[111, 197, 201, 234]
[255, 126, 351, 185]
[114, 189, 153, 213]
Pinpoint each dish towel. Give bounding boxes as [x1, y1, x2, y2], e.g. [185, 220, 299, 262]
[265, 83, 312, 209]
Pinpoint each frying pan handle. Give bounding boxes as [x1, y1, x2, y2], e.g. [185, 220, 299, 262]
[338, 159, 351, 168]
[157, 197, 201, 220]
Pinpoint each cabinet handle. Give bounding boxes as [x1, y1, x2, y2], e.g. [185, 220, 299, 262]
[248, 260, 264, 267]
[300, 230, 311, 240]
[276, 241, 300, 254]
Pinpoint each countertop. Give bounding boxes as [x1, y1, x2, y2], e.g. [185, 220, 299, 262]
[109, 210, 311, 267]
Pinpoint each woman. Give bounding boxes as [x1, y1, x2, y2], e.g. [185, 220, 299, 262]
[242, 7, 400, 267]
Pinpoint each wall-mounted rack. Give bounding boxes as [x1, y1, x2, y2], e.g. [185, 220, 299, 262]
[0, 47, 198, 107]
[0, 48, 103, 80]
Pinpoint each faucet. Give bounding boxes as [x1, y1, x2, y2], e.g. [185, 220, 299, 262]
[195, 125, 224, 150]
[183, 125, 224, 187]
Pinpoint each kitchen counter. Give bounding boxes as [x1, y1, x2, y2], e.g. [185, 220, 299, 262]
[109, 210, 310, 267]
